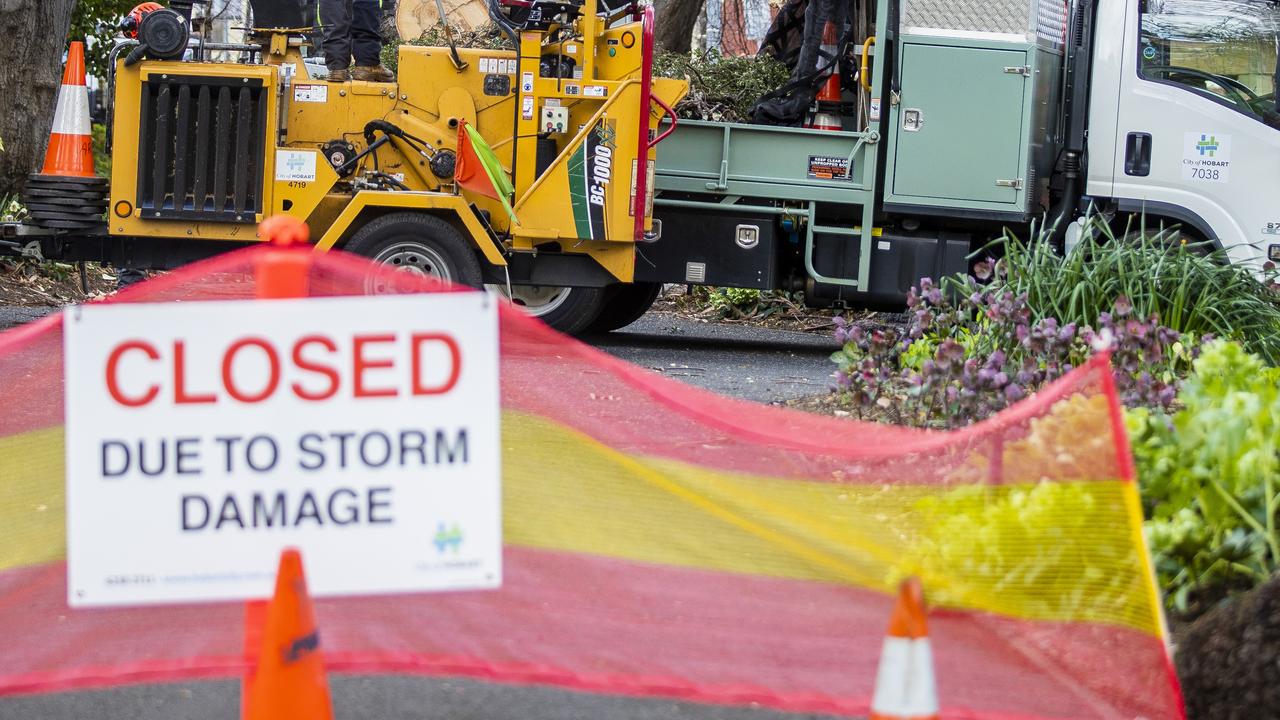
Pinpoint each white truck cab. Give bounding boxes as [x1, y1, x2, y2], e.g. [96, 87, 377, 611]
[1090, 0, 1280, 269]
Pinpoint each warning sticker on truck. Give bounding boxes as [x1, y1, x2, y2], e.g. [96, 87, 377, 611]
[1182, 132, 1231, 184]
[808, 155, 852, 180]
[293, 84, 328, 103]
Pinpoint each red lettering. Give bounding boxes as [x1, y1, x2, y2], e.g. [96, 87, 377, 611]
[291, 335, 340, 401]
[353, 334, 398, 398]
[221, 338, 281, 403]
[412, 333, 461, 395]
[105, 341, 161, 407]
[173, 341, 216, 404]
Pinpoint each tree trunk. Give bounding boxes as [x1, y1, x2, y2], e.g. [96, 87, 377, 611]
[0, 0, 78, 198]
[653, 0, 703, 53]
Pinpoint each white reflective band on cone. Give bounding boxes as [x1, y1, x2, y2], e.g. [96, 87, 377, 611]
[818, 43, 837, 73]
[871, 637, 939, 717]
[51, 86, 91, 137]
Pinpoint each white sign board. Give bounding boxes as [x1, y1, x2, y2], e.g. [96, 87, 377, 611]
[63, 293, 502, 607]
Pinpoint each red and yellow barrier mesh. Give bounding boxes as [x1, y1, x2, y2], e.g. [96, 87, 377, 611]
[0, 247, 1183, 718]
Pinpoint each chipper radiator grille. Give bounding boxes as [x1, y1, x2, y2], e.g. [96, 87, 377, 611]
[136, 76, 267, 223]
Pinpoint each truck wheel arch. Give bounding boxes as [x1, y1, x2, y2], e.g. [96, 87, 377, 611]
[1113, 199, 1218, 247]
[314, 194, 507, 268]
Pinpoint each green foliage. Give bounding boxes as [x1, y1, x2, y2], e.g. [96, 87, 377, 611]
[705, 287, 761, 314]
[72, 0, 137, 80]
[1, 194, 25, 222]
[833, 284, 1187, 428]
[906, 479, 1143, 624]
[1130, 341, 1280, 616]
[653, 50, 789, 122]
[994, 213, 1280, 365]
[91, 124, 112, 179]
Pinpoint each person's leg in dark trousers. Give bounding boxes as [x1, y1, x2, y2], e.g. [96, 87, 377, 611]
[350, 0, 395, 81]
[351, 0, 382, 67]
[317, 0, 354, 80]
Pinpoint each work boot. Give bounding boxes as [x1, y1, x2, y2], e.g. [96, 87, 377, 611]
[352, 64, 395, 83]
[327, 67, 351, 82]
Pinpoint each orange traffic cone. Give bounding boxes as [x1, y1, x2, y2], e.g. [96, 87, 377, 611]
[40, 41, 97, 179]
[805, 22, 843, 132]
[869, 577, 939, 720]
[242, 549, 334, 720]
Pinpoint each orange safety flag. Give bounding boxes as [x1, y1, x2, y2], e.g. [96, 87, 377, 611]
[242, 549, 333, 720]
[455, 119, 519, 224]
[41, 41, 97, 178]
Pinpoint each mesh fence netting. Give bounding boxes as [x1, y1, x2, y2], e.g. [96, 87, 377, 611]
[0, 246, 1183, 718]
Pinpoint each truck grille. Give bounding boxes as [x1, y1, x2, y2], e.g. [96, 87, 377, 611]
[136, 75, 267, 223]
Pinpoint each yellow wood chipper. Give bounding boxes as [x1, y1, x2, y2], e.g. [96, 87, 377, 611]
[17, 0, 687, 334]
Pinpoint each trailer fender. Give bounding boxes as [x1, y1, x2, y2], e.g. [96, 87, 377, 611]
[314, 191, 507, 266]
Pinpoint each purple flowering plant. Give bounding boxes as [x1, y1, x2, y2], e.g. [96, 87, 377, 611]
[833, 265, 1197, 428]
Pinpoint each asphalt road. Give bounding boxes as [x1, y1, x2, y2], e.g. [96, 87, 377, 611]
[590, 313, 838, 402]
[0, 677, 838, 720]
[0, 305, 55, 329]
[0, 306, 842, 720]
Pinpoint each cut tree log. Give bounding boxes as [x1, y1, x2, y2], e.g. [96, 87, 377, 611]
[396, 0, 493, 40]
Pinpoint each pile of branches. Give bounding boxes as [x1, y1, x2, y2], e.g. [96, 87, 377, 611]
[382, 23, 512, 69]
[654, 51, 789, 122]
[411, 23, 513, 50]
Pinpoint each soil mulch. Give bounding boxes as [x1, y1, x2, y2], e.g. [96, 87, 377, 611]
[0, 259, 122, 307]
[653, 284, 908, 335]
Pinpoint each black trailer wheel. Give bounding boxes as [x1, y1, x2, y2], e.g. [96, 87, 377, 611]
[488, 283, 606, 336]
[586, 282, 662, 333]
[344, 212, 484, 290]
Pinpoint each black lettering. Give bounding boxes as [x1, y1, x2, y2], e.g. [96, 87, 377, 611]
[138, 439, 167, 477]
[245, 435, 278, 472]
[330, 431, 355, 468]
[368, 486, 393, 524]
[399, 430, 427, 466]
[368, 486, 391, 520]
[181, 495, 211, 531]
[298, 433, 325, 471]
[435, 429, 468, 465]
[175, 437, 200, 476]
[252, 492, 287, 528]
[327, 488, 360, 525]
[215, 436, 241, 472]
[215, 495, 245, 529]
[282, 631, 319, 663]
[294, 491, 323, 526]
[359, 431, 391, 468]
[101, 440, 130, 478]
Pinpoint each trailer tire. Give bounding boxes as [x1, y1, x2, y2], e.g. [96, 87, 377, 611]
[586, 282, 663, 333]
[345, 212, 484, 289]
[490, 284, 606, 336]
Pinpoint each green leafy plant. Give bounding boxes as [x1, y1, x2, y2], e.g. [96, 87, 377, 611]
[92, 123, 111, 179]
[1129, 341, 1280, 616]
[73, 0, 139, 80]
[832, 284, 1189, 428]
[994, 213, 1280, 365]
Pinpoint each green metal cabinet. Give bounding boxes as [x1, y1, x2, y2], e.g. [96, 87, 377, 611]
[885, 35, 1063, 219]
[891, 44, 1028, 204]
